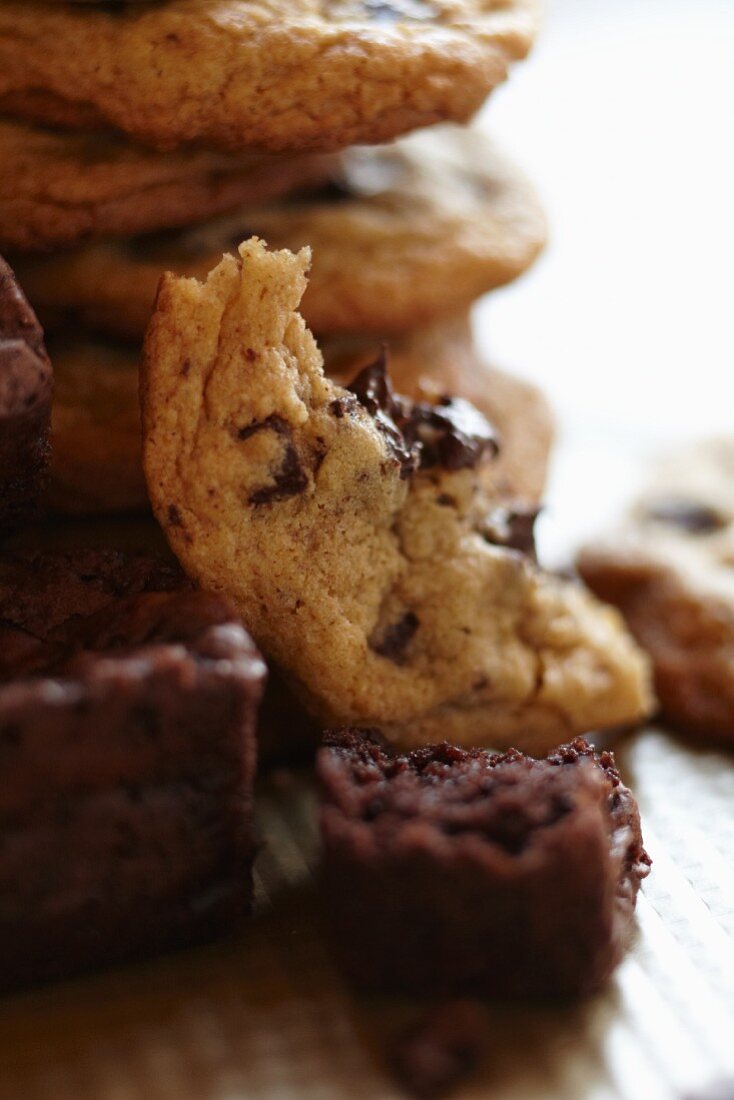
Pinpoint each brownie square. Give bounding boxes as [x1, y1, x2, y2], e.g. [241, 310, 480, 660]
[317, 732, 650, 1000]
[0, 551, 266, 991]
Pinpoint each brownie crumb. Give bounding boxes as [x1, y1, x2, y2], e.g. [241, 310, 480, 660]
[392, 1000, 489, 1098]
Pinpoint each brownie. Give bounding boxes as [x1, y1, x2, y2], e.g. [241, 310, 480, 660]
[0, 550, 266, 991]
[317, 732, 650, 1000]
[0, 257, 52, 529]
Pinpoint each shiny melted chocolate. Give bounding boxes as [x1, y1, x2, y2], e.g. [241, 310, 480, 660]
[347, 351, 498, 479]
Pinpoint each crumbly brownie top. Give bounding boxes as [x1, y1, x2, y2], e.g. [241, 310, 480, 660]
[0, 550, 261, 686]
[320, 731, 645, 859]
[0, 549, 184, 639]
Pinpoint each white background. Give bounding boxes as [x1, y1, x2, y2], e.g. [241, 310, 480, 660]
[473, 0, 734, 559]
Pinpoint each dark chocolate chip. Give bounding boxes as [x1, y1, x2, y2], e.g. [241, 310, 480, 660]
[373, 611, 419, 661]
[238, 415, 309, 505]
[644, 498, 725, 534]
[481, 504, 540, 558]
[346, 349, 500, 478]
[348, 350, 419, 479]
[167, 504, 182, 527]
[403, 396, 499, 472]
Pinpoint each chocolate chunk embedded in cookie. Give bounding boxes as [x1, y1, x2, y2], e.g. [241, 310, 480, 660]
[317, 731, 651, 999]
[0, 257, 52, 529]
[578, 438, 734, 743]
[45, 317, 553, 518]
[0, 549, 265, 991]
[142, 238, 652, 755]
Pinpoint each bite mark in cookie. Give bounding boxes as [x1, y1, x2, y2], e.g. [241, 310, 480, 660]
[142, 239, 652, 755]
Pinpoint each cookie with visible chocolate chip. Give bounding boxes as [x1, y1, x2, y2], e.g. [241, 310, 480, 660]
[142, 238, 652, 755]
[0, 257, 52, 530]
[16, 128, 545, 342]
[0, 118, 332, 253]
[323, 314, 554, 503]
[578, 439, 734, 743]
[44, 316, 552, 517]
[0, 1, 537, 153]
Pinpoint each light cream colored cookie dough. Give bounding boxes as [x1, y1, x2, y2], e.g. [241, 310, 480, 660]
[142, 239, 652, 754]
[16, 127, 545, 338]
[0, 119, 332, 252]
[0, 1, 538, 153]
[578, 438, 734, 744]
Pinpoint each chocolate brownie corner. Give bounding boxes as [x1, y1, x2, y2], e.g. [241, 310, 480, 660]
[317, 731, 650, 1000]
[0, 256, 52, 529]
[0, 550, 266, 991]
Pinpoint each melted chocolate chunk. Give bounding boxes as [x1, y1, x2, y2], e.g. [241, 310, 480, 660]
[403, 396, 499, 472]
[644, 498, 725, 534]
[238, 415, 309, 505]
[347, 351, 497, 478]
[481, 504, 540, 558]
[373, 611, 419, 661]
[348, 351, 419, 479]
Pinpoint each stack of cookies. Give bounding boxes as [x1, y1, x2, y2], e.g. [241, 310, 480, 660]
[0, 0, 551, 516]
[0, 0, 656, 1018]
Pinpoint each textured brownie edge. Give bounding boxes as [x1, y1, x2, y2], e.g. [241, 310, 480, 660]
[317, 732, 650, 1000]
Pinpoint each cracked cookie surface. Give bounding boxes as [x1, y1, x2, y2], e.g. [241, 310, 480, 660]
[16, 127, 545, 339]
[142, 239, 652, 754]
[0, 1, 538, 153]
[578, 439, 734, 743]
[0, 119, 331, 253]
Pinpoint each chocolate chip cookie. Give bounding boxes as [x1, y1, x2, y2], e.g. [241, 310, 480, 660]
[142, 239, 652, 754]
[0, 1, 538, 153]
[16, 128, 545, 339]
[46, 315, 552, 515]
[0, 257, 52, 529]
[578, 439, 734, 743]
[0, 118, 332, 252]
